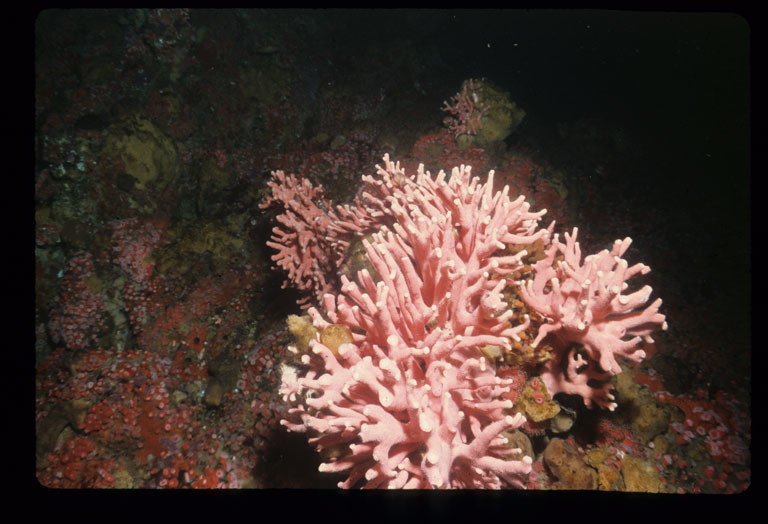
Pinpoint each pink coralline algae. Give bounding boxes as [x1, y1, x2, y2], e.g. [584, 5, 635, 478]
[265, 154, 666, 488]
[517, 228, 667, 410]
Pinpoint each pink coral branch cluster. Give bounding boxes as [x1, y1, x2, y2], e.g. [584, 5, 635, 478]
[259, 171, 340, 308]
[279, 155, 547, 488]
[517, 228, 668, 409]
[260, 160, 408, 306]
[442, 78, 489, 138]
[266, 154, 667, 487]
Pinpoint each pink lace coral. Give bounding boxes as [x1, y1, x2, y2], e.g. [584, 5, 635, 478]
[442, 78, 489, 137]
[259, 171, 339, 308]
[279, 156, 547, 488]
[517, 228, 667, 409]
[267, 154, 667, 488]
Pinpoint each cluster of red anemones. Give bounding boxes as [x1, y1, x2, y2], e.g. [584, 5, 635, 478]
[657, 452, 708, 493]
[660, 390, 749, 465]
[592, 418, 645, 458]
[495, 365, 528, 405]
[185, 272, 244, 318]
[38, 436, 122, 488]
[212, 329, 291, 445]
[137, 300, 198, 356]
[134, 380, 189, 460]
[121, 270, 180, 337]
[38, 211, 317, 490]
[189, 465, 228, 489]
[147, 452, 242, 489]
[525, 457, 551, 490]
[83, 351, 178, 445]
[409, 129, 455, 168]
[47, 436, 95, 481]
[613, 381, 751, 494]
[37, 345, 197, 479]
[47, 253, 109, 352]
[109, 218, 166, 283]
[133, 268, 259, 359]
[526, 376, 547, 406]
[122, 280, 155, 334]
[611, 354, 750, 494]
[698, 462, 749, 493]
[124, 262, 259, 357]
[41, 261, 284, 487]
[249, 390, 284, 436]
[133, 327, 291, 488]
[82, 399, 136, 439]
[184, 418, 260, 488]
[138, 417, 259, 489]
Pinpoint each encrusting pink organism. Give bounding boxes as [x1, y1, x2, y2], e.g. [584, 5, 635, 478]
[278, 155, 550, 488]
[517, 228, 667, 410]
